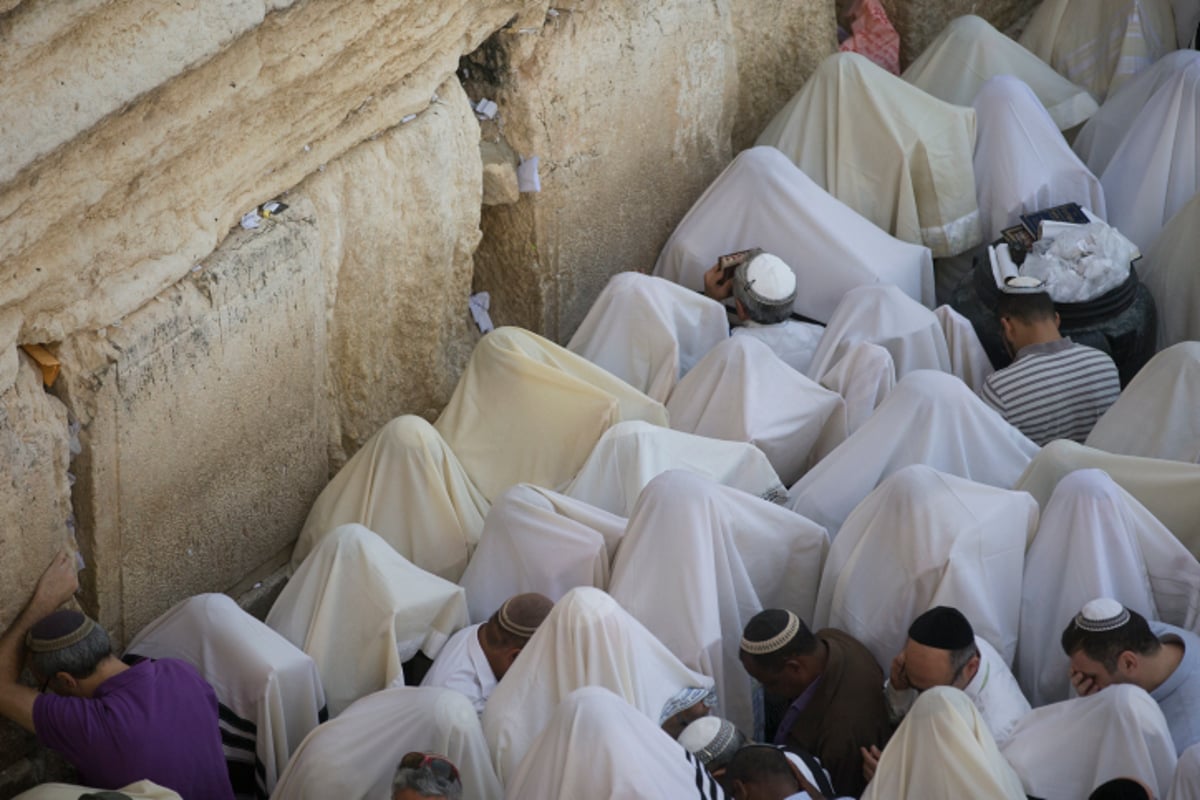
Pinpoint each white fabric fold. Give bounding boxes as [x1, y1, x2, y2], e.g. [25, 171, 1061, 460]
[1142, 191, 1200, 349]
[1018, 468, 1200, 706]
[504, 687, 727, 800]
[1170, 743, 1200, 800]
[1019, 0, 1175, 102]
[807, 284, 951, 382]
[757, 52, 981, 257]
[12, 783, 181, 800]
[481, 586, 712, 783]
[971, 75, 1106, 243]
[293, 415, 488, 581]
[903, 14, 1098, 130]
[435, 327, 667, 503]
[1087, 343, 1200, 464]
[563, 420, 785, 516]
[653, 145, 934, 323]
[1001, 685, 1178, 799]
[608, 470, 829, 734]
[817, 341, 896, 434]
[815, 465, 1035, 668]
[787, 370, 1038, 537]
[270, 687, 502, 800]
[125, 594, 326, 798]
[666, 335, 847, 486]
[459, 484, 626, 623]
[934, 304, 993, 393]
[566, 272, 729, 403]
[267, 524, 468, 716]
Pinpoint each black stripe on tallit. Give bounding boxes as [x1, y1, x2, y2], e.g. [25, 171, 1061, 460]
[786, 746, 836, 796]
[219, 702, 258, 734]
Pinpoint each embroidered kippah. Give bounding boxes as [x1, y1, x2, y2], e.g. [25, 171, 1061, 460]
[741, 610, 800, 655]
[1075, 598, 1130, 632]
[679, 716, 738, 765]
[497, 599, 539, 639]
[26, 609, 96, 653]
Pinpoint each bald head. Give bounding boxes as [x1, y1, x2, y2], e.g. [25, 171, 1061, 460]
[480, 593, 553, 679]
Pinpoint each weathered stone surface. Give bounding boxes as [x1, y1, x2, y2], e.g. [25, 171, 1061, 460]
[54, 198, 329, 643]
[730, 0, 838, 150]
[467, 1, 737, 341]
[880, 0, 1042, 68]
[0, 0, 539, 394]
[481, 140, 521, 206]
[0, 356, 70, 629]
[300, 78, 482, 463]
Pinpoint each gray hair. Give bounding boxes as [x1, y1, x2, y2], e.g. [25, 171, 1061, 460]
[29, 624, 112, 680]
[392, 766, 463, 800]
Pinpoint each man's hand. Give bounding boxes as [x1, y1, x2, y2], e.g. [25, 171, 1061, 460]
[32, 548, 78, 613]
[703, 263, 734, 301]
[1069, 668, 1100, 696]
[889, 653, 910, 692]
[860, 745, 882, 783]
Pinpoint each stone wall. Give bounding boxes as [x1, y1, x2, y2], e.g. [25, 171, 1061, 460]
[879, 0, 1041, 67]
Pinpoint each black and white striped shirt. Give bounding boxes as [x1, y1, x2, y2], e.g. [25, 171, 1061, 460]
[981, 338, 1120, 446]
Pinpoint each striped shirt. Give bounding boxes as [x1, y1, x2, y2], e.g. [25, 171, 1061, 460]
[980, 338, 1120, 446]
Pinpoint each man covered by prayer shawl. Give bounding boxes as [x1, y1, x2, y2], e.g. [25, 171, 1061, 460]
[739, 609, 891, 797]
[420, 593, 553, 715]
[1063, 598, 1200, 754]
[702, 250, 824, 375]
[873, 607, 1029, 768]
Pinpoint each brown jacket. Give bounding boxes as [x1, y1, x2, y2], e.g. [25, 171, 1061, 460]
[782, 628, 893, 798]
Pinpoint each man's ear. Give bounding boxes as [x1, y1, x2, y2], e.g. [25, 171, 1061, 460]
[53, 672, 78, 694]
[1117, 650, 1139, 676]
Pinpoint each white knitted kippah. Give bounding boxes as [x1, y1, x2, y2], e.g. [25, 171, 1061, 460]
[1075, 598, 1130, 632]
[744, 253, 796, 302]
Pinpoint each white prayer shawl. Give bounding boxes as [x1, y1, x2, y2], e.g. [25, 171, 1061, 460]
[1087, 343, 1200, 464]
[1170, 743, 1200, 800]
[757, 52, 982, 258]
[817, 341, 896, 435]
[266, 524, 468, 717]
[935, 304, 994, 393]
[652, 145, 935, 324]
[1018, 0, 1175, 102]
[125, 594, 326, 798]
[971, 76, 1107, 243]
[1074, 50, 1200, 178]
[1018, 469, 1200, 707]
[13, 783, 182, 800]
[270, 687, 502, 800]
[806, 284, 952, 383]
[608, 470, 829, 734]
[566, 272, 729, 403]
[458, 483, 626, 624]
[731, 320, 824, 376]
[434, 327, 667, 503]
[666, 336, 848, 486]
[1001, 685, 1178, 799]
[418, 624, 495, 715]
[787, 370, 1039, 538]
[902, 15, 1098, 131]
[1097, 53, 1200, 252]
[563, 420, 786, 517]
[1015, 439, 1200, 558]
[862, 686, 1025, 800]
[1143, 192, 1200, 349]
[292, 415, 488, 581]
[814, 465, 1035, 668]
[481, 587, 713, 783]
[504, 687, 727, 800]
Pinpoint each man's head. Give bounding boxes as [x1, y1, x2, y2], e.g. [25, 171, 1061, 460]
[1061, 598, 1161, 692]
[660, 687, 714, 738]
[724, 745, 800, 800]
[738, 609, 821, 700]
[478, 593, 553, 681]
[996, 290, 1060, 353]
[733, 253, 796, 325]
[392, 752, 462, 800]
[897, 606, 981, 692]
[679, 716, 747, 777]
[26, 610, 112, 697]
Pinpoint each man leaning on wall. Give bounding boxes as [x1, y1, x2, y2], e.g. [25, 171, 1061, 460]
[0, 548, 234, 799]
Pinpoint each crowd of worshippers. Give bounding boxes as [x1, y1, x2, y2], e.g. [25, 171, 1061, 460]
[6, 1, 1200, 798]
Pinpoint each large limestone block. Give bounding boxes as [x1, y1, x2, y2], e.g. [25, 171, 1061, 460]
[468, 1, 737, 340]
[300, 78, 482, 461]
[731, 0, 838, 150]
[0, 0, 539, 394]
[880, 0, 1042, 68]
[55, 198, 329, 643]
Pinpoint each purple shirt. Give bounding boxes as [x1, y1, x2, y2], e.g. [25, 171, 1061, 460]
[34, 658, 234, 799]
[773, 675, 824, 746]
